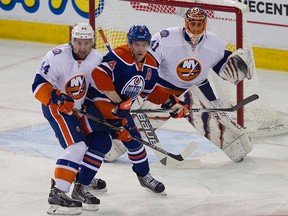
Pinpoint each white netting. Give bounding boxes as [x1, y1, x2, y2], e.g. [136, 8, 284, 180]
[94, 0, 288, 137]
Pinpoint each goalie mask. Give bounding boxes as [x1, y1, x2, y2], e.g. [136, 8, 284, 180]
[184, 7, 207, 45]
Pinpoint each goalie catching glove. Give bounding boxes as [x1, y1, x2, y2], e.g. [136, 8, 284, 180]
[50, 89, 74, 114]
[161, 94, 190, 118]
[219, 49, 253, 85]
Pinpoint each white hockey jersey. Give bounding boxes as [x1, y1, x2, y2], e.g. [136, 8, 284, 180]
[149, 27, 226, 90]
[33, 44, 102, 109]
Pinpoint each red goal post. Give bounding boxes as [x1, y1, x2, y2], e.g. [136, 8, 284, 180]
[88, 0, 288, 138]
[120, 0, 245, 127]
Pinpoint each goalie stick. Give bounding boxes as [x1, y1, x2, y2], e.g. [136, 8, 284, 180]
[73, 108, 184, 161]
[131, 94, 259, 113]
[135, 112, 201, 169]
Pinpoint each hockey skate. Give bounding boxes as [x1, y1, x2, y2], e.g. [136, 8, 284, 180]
[134, 168, 166, 196]
[72, 182, 100, 211]
[47, 179, 82, 215]
[88, 178, 107, 192]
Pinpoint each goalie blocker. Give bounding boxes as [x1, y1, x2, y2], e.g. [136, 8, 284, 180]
[219, 49, 254, 85]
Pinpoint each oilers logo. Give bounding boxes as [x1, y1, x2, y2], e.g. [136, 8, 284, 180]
[176, 58, 202, 81]
[65, 75, 86, 100]
[122, 76, 145, 100]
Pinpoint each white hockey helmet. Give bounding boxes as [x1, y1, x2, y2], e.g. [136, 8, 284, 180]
[71, 23, 94, 43]
[184, 7, 207, 45]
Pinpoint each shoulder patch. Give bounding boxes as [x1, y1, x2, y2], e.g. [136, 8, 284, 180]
[160, 30, 169, 38]
[52, 48, 62, 56]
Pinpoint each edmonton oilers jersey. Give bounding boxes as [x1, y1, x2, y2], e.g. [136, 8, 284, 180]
[90, 45, 159, 102]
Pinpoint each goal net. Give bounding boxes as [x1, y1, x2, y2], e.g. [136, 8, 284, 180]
[92, 0, 288, 138]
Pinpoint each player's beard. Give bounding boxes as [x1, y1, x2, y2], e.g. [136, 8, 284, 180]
[75, 48, 91, 60]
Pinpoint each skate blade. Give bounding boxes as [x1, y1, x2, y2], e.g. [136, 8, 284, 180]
[82, 203, 99, 211]
[144, 188, 167, 196]
[88, 187, 108, 193]
[47, 205, 82, 215]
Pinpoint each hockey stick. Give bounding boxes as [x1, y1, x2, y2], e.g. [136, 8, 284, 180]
[95, 28, 196, 165]
[97, 27, 112, 52]
[135, 112, 201, 168]
[73, 108, 184, 161]
[131, 94, 259, 113]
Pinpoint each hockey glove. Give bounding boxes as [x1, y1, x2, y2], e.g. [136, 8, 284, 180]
[50, 89, 74, 114]
[161, 94, 190, 119]
[220, 49, 253, 85]
[112, 94, 132, 118]
[116, 129, 132, 142]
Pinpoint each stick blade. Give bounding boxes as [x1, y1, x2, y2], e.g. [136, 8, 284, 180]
[234, 93, 259, 110]
[159, 142, 201, 169]
[160, 156, 201, 169]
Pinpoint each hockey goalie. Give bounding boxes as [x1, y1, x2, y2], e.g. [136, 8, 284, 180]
[105, 6, 254, 164]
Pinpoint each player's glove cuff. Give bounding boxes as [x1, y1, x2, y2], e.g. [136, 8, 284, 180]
[112, 94, 132, 118]
[50, 89, 74, 114]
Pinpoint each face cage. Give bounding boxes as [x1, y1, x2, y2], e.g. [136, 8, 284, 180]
[185, 18, 207, 45]
[187, 18, 206, 33]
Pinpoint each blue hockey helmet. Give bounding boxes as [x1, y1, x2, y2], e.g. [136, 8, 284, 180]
[127, 25, 151, 44]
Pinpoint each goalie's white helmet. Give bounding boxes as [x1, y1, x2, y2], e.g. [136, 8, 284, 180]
[184, 7, 207, 45]
[71, 23, 94, 43]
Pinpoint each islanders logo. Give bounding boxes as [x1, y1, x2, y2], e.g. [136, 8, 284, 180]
[65, 75, 86, 100]
[122, 76, 145, 100]
[176, 58, 202, 81]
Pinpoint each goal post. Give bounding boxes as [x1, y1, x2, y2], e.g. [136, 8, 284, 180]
[89, 0, 95, 32]
[119, 0, 246, 126]
[88, 0, 288, 138]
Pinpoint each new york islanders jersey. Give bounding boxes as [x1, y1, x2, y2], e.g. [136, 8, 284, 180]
[32, 44, 102, 109]
[149, 27, 227, 91]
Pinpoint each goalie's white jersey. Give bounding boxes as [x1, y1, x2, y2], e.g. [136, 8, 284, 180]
[149, 27, 226, 90]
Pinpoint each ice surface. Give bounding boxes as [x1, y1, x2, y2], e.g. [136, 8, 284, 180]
[1, 39, 288, 216]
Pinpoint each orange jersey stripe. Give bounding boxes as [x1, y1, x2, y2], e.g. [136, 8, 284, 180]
[162, 88, 185, 97]
[128, 151, 147, 160]
[80, 116, 92, 136]
[50, 105, 74, 145]
[54, 167, 77, 183]
[145, 52, 158, 68]
[83, 156, 102, 167]
[114, 45, 158, 68]
[92, 67, 115, 91]
[94, 101, 119, 120]
[34, 83, 54, 106]
[113, 45, 134, 64]
[147, 85, 170, 104]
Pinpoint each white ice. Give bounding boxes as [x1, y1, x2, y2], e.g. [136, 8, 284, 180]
[0, 39, 288, 216]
